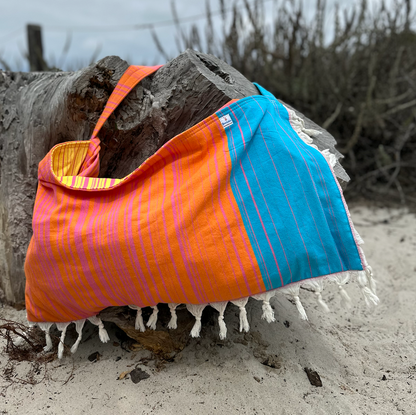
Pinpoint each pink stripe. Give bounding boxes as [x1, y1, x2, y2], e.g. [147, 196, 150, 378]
[54, 187, 97, 312]
[174, 140, 209, 299]
[25, 288, 45, 321]
[38, 187, 89, 318]
[182, 139, 219, 302]
[71, 197, 108, 306]
[93, 191, 128, 302]
[107, 183, 150, 304]
[234, 103, 293, 280]
[284, 123, 351, 269]
[298, 143, 349, 269]
[154, 152, 191, 303]
[164, 143, 200, 297]
[238, 160, 283, 287]
[34, 188, 76, 318]
[215, 119, 263, 293]
[248, 97, 313, 279]
[101, 185, 137, 303]
[64, 192, 103, 308]
[226, 119, 274, 285]
[124, 180, 157, 305]
[145, 176, 173, 302]
[87, 192, 127, 303]
[270, 103, 333, 273]
[197, 123, 243, 299]
[163, 144, 203, 302]
[204, 120, 253, 294]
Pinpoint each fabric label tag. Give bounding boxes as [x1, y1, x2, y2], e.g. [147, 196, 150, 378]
[219, 114, 233, 128]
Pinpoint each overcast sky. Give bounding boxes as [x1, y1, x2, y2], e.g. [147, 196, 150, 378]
[0, 0, 405, 71]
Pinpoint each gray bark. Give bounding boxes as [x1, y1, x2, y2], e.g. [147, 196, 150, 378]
[0, 49, 347, 305]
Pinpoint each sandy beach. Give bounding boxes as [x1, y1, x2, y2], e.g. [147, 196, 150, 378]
[1, 205, 415, 415]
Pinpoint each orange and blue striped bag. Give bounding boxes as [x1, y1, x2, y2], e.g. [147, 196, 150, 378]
[24, 65, 378, 357]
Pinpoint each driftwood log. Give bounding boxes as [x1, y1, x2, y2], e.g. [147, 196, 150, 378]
[0, 49, 348, 352]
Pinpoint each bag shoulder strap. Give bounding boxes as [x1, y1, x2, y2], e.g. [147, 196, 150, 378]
[91, 65, 162, 139]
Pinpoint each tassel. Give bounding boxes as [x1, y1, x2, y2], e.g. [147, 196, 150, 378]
[186, 304, 206, 338]
[56, 323, 69, 359]
[129, 305, 146, 332]
[231, 298, 250, 332]
[357, 272, 379, 307]
[253, 291, 276, 323]
[321, 149, 337, 168]
[70, 319, 86, 354]
[330, 273, 353, 309]
[366, 266, 377, 295]
[338, 285, 353, 309]
[303, 280, 330, 313]
[314, 291, 330, 313]
[147, 306, 159, 330]
[88, 316, 110, 343]
[261, 299, 276, 323]
[39, 323, 53, 352]
[293, 295, 308, 321]
[303, 127, 321, 137]
[279, 285, 309, 321]
[210, 302, 228, 340]
[168, 303, 179, 329]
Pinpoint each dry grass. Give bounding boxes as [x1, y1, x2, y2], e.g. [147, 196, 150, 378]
[0, 319, 73, 396]
[162, 0, 416, 205]
[1, 0, 415, 204]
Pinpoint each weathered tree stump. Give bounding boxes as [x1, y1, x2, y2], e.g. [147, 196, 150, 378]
[0, 49, 348, 351]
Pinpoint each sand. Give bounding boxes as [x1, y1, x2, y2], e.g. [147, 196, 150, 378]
[1, 205, 415, 415]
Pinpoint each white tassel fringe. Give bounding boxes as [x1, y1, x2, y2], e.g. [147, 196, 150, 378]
[366, 266, 377, 295]
[303, 279, 330, 313]
[231, 298, 250, 332]
[186, 304, 206, 337]
[40, 323, 53, 352]
[129, 305, 146, 332]
[28, 271, 378, 355]
[279, 285, 309, 321]
[210, 302, 228, 340]
[147, 306, 159, 330]
[168, 303, 179, 329]
[56, 322, 69, 359]
[330, 274, 353, 309]
[253, 291, 276, 323]
[357, 272, 380, 307]
[88, 316, 110, 343]
[70, 319, 86, 354]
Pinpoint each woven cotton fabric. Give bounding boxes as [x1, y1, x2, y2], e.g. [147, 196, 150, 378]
[24, 65, 365, 324]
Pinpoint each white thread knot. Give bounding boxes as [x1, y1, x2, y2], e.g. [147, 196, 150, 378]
[71, 320, 86, 354]
[293, 295, 308, 321]
[218, 313, 227, 340]
[357, 272, 379, 307]
[187, 304, 206, 338]
[147, 306, 159, 330]
[338, 285, 352, 309]
[98, 322, 110, 343]
[42, 326, 53, 352]
[168, 303, 178, 330]
[261, 300, 276, 323]
[314, 290, 330, 313]
[239, 306, 250, 332]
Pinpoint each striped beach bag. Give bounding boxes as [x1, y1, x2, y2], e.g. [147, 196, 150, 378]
[24, 65, 379, 357]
